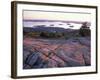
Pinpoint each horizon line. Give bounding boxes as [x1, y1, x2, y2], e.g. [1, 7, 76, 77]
[23, 19, 91, 24]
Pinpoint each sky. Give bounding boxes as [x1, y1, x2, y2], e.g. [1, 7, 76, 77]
[23, 10, 91, 22]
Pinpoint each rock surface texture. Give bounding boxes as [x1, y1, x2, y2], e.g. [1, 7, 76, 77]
[23, 37, 91, 69]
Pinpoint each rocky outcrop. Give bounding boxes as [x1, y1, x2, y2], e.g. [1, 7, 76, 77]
[23, 37, 91, 69]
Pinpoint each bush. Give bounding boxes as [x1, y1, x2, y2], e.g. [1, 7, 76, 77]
[40, 32, 64, 38]
[27, 32, 40, 37]
[79, 28, 90, 37]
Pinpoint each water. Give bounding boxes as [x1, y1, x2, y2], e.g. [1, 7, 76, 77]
[23, 21, 82, 29]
